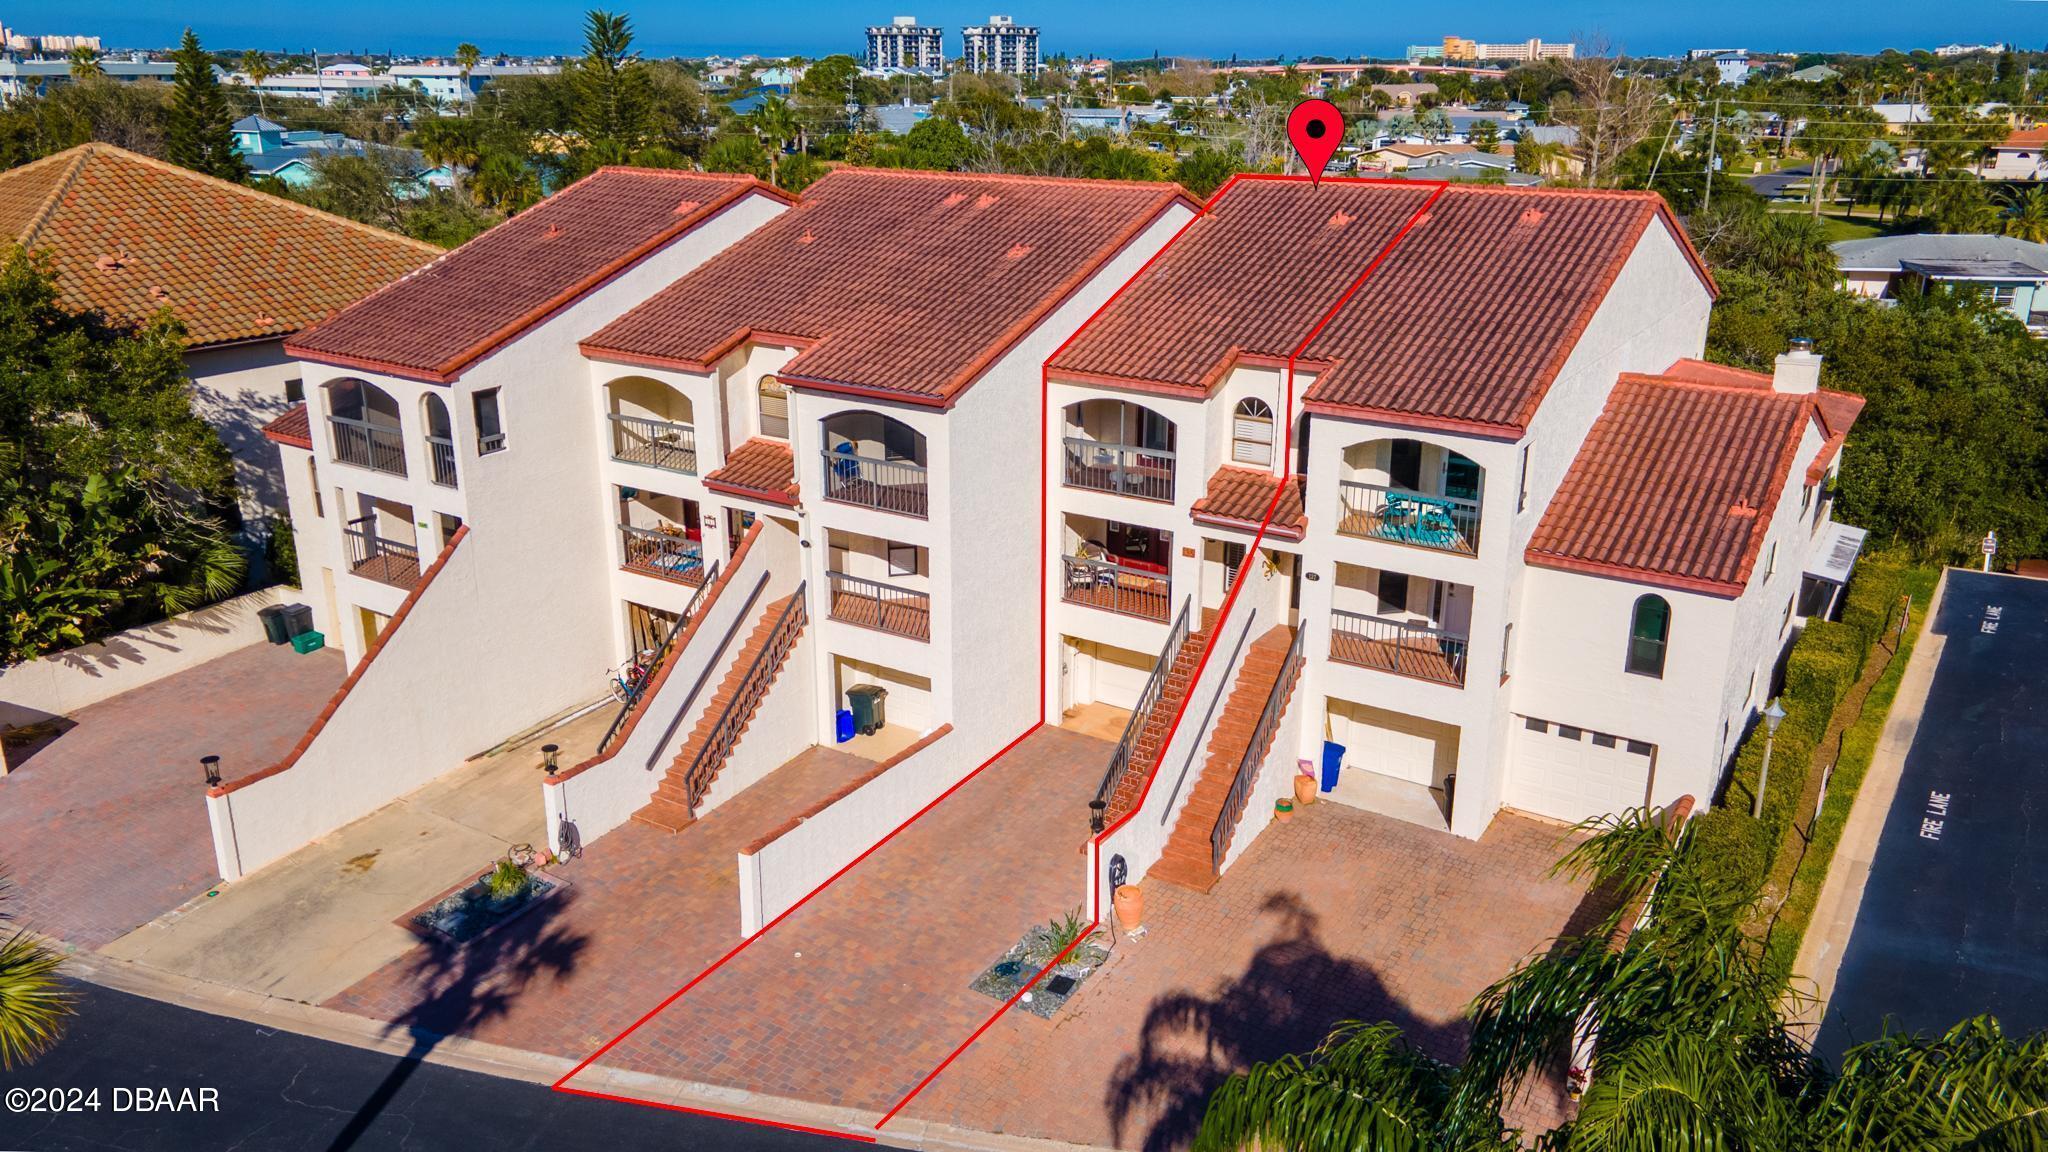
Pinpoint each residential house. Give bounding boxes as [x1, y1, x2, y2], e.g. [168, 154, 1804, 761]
[1787, 64, 1841, 83]
[1980, 126, 2048, 181]
[1399, 154, 1537, 185]
[1361, 142, 1480, 172]
[385, 62, 559, 104]
[0, 143, 437, 528]
[231, 116, 454, 194]
[1833, 234, 2048, 334]
[1371, 82, 1437, 108]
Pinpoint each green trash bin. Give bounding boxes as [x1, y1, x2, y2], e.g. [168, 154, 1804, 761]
[258, 605, 290, 645]
[846, 685, 888, 736]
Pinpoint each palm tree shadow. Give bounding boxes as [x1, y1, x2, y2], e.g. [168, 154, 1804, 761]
[323, 889, 590, 1151]
[1105, 890, 1468, 1152]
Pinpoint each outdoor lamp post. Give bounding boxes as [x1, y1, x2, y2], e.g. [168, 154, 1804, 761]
[201, 755, 222, 787]
[541, 743, 560, 777]
[1753, 699, 1787, 820]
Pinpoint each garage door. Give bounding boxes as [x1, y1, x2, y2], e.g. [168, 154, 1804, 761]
[1506, 716, 1654, 824]
[835, 657, 935, 733]
[1327, 698, 1454, 787]
[1068, 639, 1155, 711]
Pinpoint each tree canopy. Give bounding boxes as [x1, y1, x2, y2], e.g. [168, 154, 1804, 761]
[165, 29, 248, 182]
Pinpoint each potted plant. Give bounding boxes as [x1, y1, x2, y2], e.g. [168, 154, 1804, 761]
[1275, 796, 1295, 823]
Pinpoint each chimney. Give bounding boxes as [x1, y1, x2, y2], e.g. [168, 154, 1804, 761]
[1773, 337, 1821, 395]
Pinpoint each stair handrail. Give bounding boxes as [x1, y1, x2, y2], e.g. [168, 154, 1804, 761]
[595, 560, 722, 756]
[1092, 594, 1193, 820]
[1209, 624, 1305, 872]
[1160, 608, 1256, 824]
[680, 582, 807, 812]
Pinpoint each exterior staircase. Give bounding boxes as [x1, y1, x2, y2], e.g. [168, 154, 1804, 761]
[1149, 624, 1302, 893]
[1102, 610, 1213, 824]
[633, 593, 805, 833]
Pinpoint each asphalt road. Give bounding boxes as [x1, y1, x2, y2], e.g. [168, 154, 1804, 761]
[1745, 163, 1811, 199]
[4, 982, 852, 1151]
[1815, 570, 2048, 1060]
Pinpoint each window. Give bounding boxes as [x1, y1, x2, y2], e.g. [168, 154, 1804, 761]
[1990, 285, 2018, 308]
[1516, 445, 1530, 513]
[1231, 398, 1274, 466]
[1626, 594, 1670, 678]
[1377, 570, 1410, 613]
[1766, 541, 1778, 580]
[1801, 484, 1814, 513]
[1558, 726, 1583, 741]
[1626, 740, 1654, 756]
[1747, 671, 1757, 703]
[473, 388, 506, 454]
[1783, 593, 1796, 632]
[1592, 733, 1618, 749]
[1500, 622, 1515, 680]
[1523, 716, 1548, 733]
[285, 377, 305, 403]
[887, 542, 919, 577]
[308, 459, 324, 518]
[758, 374, 789, 439]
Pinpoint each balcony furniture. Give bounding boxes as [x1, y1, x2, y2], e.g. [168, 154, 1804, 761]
[1062, 553, 1171, 622]
[620, 523, 705, 586]
[609, 413, 698, 475]
[1062, 438, 1176, 502]
[1338, 481, 1479, 555]
[820, 446, 928, 518]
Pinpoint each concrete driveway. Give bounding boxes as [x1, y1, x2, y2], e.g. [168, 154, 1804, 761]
[0, 642, 343, 949]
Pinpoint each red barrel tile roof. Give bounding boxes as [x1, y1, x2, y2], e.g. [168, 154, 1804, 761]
[1526, 369, 1846, 596]
[1190, 467, 1306, 539]
[704, 438, 799, 505]
[583, 168, 1195, 404]
[0, 144, 437, 348]
[260, 402, 313, 449]
[287, 167, 786, 381]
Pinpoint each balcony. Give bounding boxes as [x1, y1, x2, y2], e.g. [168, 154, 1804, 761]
[329, 415, 407, 478]
[821, 449, 929, 519]
[1063, 439, 1175, 502]
[1062, 554, 1172, 623]
[1337, 481, 1480, 556]
[343, 516, 421, 589]
[619, 523, 706, 586]
[610, 413, 697, 475]
[426, 435, 457, 487]
[1329, 608, 1468, 687]
[826, 570, 931, 641]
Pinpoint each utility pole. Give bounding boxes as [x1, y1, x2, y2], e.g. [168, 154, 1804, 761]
[1701, 97, 1721, 213]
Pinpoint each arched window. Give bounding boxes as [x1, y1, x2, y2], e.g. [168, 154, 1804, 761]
[758, 374, 789, 439]
[1232, 397, 1274, 466]
[422, 394, 456, 487]
[1627, 594, 1670, 678]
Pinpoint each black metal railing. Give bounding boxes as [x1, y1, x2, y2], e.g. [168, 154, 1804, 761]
[820, 449, 928, 518]
[826, 570, 931, 641]
[1062, 554, 1172, 622]
[1337, 480, 1480, 555]
[1062, 438, 1175, 503]
[1091, 595, 1191, 825]
[1211, 625, 1305, 872]
[330, 415, 407, 477]
[427, 435, 457, 487]
[594, 561, 721, 757]
[610, 413, 697, 474]
[342, 516, 421, 589]
[619, 524, 706, 585]
[679, 584, 806, 812]
[1329, 608, 1469, 687]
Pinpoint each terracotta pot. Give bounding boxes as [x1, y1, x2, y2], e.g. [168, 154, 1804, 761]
[1275, 797, 1295, 823]
[1113, 883, 1143, 930]
[1293, 773, 1318, 808]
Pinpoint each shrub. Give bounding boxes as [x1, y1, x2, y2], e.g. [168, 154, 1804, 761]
[263, 514, 299, 587]
[1686, 807, 1773, 897]
[1719, 718, 1817, 839]
[1840, 562, 1906, 649]
[1783, 620, 1863, 719]
[484, 858, 529, 901]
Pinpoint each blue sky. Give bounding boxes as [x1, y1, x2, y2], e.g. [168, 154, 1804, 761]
[21, 0, 2048, 60]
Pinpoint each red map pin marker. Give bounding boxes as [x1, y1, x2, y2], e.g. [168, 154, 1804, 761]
[1287, 99, 1344, 185]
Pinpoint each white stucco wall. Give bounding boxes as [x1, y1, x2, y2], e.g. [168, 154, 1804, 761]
[186, 338, 301, 523]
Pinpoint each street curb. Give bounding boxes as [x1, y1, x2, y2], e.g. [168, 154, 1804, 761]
[58, 947, 1105, 1152]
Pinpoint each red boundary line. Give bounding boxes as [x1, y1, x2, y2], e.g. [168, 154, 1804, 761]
[873, 173, 1451, 1130]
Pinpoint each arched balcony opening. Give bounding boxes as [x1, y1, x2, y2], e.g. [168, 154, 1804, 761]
[820, 410, 928, 518]
[605, 376, 698, 475]
[1336, 437, 1484, 555]
[1062, 398, 1176, 502]
[422, 393, 457, 487]
[324, 378, 406, 477]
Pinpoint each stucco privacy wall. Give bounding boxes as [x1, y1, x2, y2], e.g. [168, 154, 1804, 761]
[1, 584, 298, 735]
[206, 535, 502, 879]
[186, 338, 300, 523]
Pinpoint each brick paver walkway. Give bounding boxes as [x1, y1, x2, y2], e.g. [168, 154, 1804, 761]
[324, 745, 879, 1057]
[568, 726, 1112, 1113]
[904, 802, 1595, 1150]
[0, 642, 343, 949]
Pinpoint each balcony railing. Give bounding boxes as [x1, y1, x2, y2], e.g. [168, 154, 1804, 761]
[610, 413, 697, 475]
[1063, 438, 1175, 503]
[826, 570, 931, 641]
[1062, 554, 1171, 622]
[329, 415, 407, 477]
[1329, 608, 1468, 687]
[619, 524, 706, 586]
[426, 435, 457, 487]
[342, 516, 421, 589]
[1337, 481, 1479, 556]
[821, 449, 928, 519]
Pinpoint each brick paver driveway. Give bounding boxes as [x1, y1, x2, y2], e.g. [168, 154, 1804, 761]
[0, 642, 343, 949]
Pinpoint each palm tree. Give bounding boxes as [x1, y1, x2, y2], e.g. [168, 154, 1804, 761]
[238, 49, 272, 116]
[455, 42, 481, 107]
[2003, 187, 2048, 244]
[67, 44, 103, 81]
[1514, 138, 1563, 177]
[0, 872, 72, 1069]
[748, 96, 801, 186]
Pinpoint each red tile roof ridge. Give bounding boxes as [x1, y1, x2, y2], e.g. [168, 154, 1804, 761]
[815, 165, 1201, 203]
[259, 402, 313, 449]
[4, 146, 93, 249]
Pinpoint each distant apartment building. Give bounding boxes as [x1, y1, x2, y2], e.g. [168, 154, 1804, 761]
[1710, 51, 1752, 86]
[1935, 42, 2006, 57]
[1440, 35, 1574, 63]
[867, 15, 945, 73]
[0, 57, 175, 98]
[0, 26, 102, 55]
[387, 62, 560, 104]
[962, 15, 1040, 76]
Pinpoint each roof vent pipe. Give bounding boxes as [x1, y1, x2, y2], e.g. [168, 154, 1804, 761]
[1773, 337, 1821, 395]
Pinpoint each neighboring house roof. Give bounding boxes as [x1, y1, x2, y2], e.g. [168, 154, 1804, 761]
[1513, 124, 1581, 147]
[241, 137, 434, 178]
[232, 115, 289, 133]
[1372, 143, 1479, 159]
[260, 402, 314, 449]
[0, 143, 437, 348]
[288, 167, 787, 382]
[1999, 126, 2048, 151]
[1052, 178, 1714, 437]
[582, 168, 1196, 405]
[1788, 64, 1841, 82]
[870, 104, 930, 134]
[1832, 233, 2048, 275]
[1526, 360, 1864, 596]
[1397, 162, 1542, 186]
[1190, 467, 1306, 539]
[703, 437, 799, 505]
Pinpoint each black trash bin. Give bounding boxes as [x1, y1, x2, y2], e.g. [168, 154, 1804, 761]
[258, 605, 291, 645]
[846, 685, 888, 736]
[281, 604, 315, 639]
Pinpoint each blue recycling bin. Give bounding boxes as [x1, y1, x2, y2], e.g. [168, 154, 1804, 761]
[1320, 740, 1345, 793]
[835, 709, 856, 743]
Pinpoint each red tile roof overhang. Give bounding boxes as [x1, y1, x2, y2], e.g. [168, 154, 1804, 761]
[259, 402, 313, 449]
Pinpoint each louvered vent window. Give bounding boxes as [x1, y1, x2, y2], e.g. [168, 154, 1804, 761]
[1232, 398, 1274, 466]
[759, 375, 789, 439]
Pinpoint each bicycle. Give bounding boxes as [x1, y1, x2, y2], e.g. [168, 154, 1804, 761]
[607, 649, 657, 703]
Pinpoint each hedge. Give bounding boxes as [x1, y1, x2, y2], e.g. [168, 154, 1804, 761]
[1839, 561, 1907, 650]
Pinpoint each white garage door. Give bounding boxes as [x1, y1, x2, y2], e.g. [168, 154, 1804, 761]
[1506, 717, 1655, 824]
[1069, 639, 1155, 711]
[836, 657, 934, 733]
